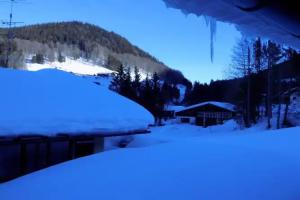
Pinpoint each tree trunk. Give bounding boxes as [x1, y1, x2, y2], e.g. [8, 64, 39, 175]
[276, 70, 282, 129]
[283, 102, 290, 126]
[246, 46, 251, 128]
[267, 62, 272, 129]
[276, 100, 282, 129]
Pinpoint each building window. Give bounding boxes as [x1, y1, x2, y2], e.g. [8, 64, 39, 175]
[181, 118, 190, 123]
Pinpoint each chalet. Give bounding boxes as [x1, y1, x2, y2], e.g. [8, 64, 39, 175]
[175, 101, 236, 127]
[163, 105, 185, 120]
[0, 68, 153, 183]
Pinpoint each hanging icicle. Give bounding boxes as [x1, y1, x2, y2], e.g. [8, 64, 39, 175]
[204, 17, 217, 62]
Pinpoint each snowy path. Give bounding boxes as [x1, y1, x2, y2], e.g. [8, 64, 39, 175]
[1, 123, 300, 200]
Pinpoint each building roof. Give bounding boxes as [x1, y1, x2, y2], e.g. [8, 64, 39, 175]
[283, 87, 300, 96]
[163, 0, 300, 48]
[176, 101, 236, 113]
[165, 105, 186, 112]
[0, 68, 153, 136]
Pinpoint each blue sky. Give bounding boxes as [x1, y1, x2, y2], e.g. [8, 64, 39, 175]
[0, 0, 241, 83]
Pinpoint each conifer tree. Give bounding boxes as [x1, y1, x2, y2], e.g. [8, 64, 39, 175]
[253, 37, 263, 72]
[133, 66, 141, 94]
[110, 64, 125, 92]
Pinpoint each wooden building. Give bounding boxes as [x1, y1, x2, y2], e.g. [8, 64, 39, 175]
[162, 105, 185, 120]
[0, 130, 149, 183]
[175, 101, 236, 127]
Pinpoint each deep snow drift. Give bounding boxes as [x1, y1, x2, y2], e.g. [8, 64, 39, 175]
[1, 122, 300, 200]
[0, 68, 154, 136]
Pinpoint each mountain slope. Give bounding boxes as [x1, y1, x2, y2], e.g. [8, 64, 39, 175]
[0, 21, 190, 85]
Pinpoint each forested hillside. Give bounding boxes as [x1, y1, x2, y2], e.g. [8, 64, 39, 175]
[0, 21, 190, 85]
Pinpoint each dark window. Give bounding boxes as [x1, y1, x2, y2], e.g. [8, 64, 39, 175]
[75, 141, 94, 158]
[181, 118, 190, 123]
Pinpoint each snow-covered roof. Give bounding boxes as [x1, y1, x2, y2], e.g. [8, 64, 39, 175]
[163, 0, 300, 48]
[0, 68, 154, 136]
[177, 101, 236, 113]
[165, 105, 186, 112]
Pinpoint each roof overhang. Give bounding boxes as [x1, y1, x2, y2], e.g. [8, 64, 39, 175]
[163, 0, 300, 48]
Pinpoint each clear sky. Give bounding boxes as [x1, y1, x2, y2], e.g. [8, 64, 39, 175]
[0, 0, 241, 83]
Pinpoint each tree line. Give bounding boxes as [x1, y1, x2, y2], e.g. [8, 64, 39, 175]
[0, 22, 190, 86]
[110, 65, 181, 125]
[185, 38, 299, 129]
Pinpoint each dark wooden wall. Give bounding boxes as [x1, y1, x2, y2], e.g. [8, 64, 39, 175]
[0, 135, 102, 183]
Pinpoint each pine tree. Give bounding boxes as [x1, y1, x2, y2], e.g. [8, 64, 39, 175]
[110, 64, 125, 92]
[133, 66, 141, 94]
[152, 72, 160, 96]
[253, 37, 262, 72]
[58, 52, 66, 63]
[264, 40, 282, 129]
[172, 85, 180, 102]
[121, 67, 135, 99]
[32, 53, 45, 64]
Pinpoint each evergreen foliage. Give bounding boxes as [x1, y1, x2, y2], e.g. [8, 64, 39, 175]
[110, 66, 181, 125]
[185, 39, 299, 128]
[0, 21, 189, 86]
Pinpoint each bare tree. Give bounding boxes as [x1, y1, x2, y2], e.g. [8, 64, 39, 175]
[229, 38, 253, 127]
[264, 41, 282, 129]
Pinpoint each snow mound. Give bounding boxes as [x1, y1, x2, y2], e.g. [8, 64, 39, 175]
[0, 68, 154, 136]
[1, 124, 300, 199]
[26, 57, 114, 76]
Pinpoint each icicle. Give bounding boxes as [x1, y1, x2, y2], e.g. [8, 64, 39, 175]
[204, 16, 217, 62]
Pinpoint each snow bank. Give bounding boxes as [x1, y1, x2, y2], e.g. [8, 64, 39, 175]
[163, 0, 300, 48]
[0, 68, 154, 136]
[26, 57, 113, 75]
[1, 124, 300, 199]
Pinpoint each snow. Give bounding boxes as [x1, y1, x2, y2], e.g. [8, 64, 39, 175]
[163, 0, 300, 48]
[0, 68, 154, 136]
[177, 84, 186, 103]
[1, 121, 300, 199]
[165, 105, 185, 112]
[26, 57, 114, 76]
[177, 101, 236, 113]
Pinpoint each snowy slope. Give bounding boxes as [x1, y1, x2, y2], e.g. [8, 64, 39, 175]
[0, 68, 154, 136]
[1, 124, 300, 200]
[26, 57, 114, 76]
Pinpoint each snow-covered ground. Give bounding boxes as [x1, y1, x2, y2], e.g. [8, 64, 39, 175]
[0, 68, 153, 136]
[26, 57, 114, 76]
[1, 120, 300, 200]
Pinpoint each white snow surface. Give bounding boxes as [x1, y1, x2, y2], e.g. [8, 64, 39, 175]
[177, 101, 236, 113]
[163, 0, 300, 48]
[177, 84, 186, 103]
[26, 57, 114, 76]
[1, 121, 300, 199]
[165, 105, 185, 112]
[0, 68, 154, 136]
